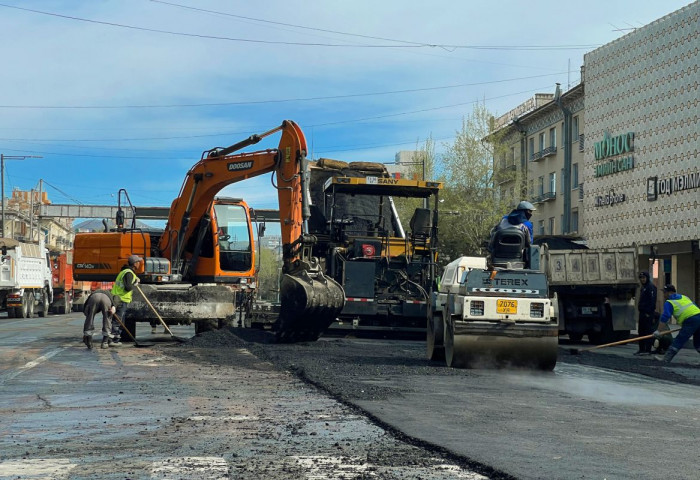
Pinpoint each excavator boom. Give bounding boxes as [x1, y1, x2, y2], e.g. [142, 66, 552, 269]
[166, 120, 343, 341]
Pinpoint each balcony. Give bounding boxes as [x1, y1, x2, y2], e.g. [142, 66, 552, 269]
[531, 146, 557, 162]
[532, 191, 556, 204]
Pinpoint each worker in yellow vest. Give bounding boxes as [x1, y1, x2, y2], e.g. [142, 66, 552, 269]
[105, 254, 142, 347]
[653, 284, 700, 363]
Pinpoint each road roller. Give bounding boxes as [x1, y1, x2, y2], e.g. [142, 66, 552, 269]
[429, 255, 558, 370]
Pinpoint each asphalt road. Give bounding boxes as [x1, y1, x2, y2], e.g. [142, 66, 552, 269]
[1, 312, 698, 479]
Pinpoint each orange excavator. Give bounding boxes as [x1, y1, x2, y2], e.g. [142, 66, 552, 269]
[73, 120, 344, 342]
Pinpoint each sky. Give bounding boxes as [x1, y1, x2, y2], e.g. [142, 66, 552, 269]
[0, 0, 693, 220]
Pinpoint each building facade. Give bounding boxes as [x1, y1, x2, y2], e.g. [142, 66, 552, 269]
[583, 2, 699, 301]
[491, 2, 699, 302]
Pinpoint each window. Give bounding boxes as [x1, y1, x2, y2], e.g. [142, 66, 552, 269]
[499, 152, 506, 170]
[573, 116, 579, 140]
[571, 209, 579, 232]
[572, 163, 579, 188]
[548, 217, 555, 235]
[549, 127, 556, 148]
[538, 176, 544, 196]
[529, 137, 535, 160]
[213, 203, 253, 271]
[510, 146, 516, 165]
[549, 172, 556, 194]
[538, 220, 545, 236]
[539, 132, 545, 152]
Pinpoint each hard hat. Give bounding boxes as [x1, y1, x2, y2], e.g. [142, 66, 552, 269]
[128, 254, 143, 266]
[516, 201, 536, 211]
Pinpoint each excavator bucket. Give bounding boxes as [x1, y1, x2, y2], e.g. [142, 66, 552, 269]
[276, 270, 344, 342]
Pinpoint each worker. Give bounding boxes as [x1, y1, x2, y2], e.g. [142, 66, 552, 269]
[653, 284, 700, 363]
[634, 271, 657, 355]
[81, 289, 120, 350]
[110, 254, 142, 345]
[493, 200, 536, 243]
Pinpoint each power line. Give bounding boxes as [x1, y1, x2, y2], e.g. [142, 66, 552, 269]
[0, 3, 601, 51]
[0, 72, 567, 110]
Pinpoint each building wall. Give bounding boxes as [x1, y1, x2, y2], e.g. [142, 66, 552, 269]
[583, 3, 699, 247]
[583, 2, 699, 300]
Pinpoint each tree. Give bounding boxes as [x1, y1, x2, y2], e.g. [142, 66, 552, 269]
[256, 247, 282, 301]
[433, 102, 512, 263]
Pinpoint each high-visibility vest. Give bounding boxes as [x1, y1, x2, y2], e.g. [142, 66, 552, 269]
[111, 268, 136, 304]
[667, 295, 700, 325]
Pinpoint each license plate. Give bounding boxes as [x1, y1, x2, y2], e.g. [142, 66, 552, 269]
[497, 299, 517, 314]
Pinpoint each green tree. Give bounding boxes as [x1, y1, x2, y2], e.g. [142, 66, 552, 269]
[256, 247, 281, 301]
[433, 102, 512, 263]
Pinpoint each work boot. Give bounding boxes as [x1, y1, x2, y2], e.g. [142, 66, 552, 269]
[151, 326, 157, 334]
[82, 335, 90, 348]
[85, 335, 93, 350]
[101, 337, 110, 349]
[655, 348, 678, 363]
[109, 338, 121, 348]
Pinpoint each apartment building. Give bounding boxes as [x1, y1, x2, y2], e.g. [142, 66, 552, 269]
[492, 84, 584, 238]
[491, 1, 699, 301]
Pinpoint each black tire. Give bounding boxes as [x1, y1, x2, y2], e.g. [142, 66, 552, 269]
[13, 307, 23, 318]
[427, 309, 445, 361]
[38, 290, 49, 318]
[444, 315, 457, 367]
[7, 308, 15, 318]
[20, 293, 30, 318]
[568, 332, 584, 343]
[588, 319, 615, 345]
[27, 294, 35, 318]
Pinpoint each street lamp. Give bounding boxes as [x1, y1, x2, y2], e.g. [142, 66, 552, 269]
[0, 154, 43, 238]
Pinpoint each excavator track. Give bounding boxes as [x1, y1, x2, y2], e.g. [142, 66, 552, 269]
[444, 318, 559, 371]
[275, 271, 345, 342]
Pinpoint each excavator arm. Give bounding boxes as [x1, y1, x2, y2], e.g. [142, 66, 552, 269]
[160, 120, 343, 341]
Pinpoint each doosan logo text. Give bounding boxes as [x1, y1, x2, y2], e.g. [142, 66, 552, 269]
[227, 161, 254, 171]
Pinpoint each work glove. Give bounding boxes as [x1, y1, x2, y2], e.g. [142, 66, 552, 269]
[110, 306, 116, 315]
[133, 276, 140, 285]
[652, 330, 662, 339]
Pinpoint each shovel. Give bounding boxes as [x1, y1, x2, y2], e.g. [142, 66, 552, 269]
[569, 328, 680, 355]
[134, 283, 189, 343]
[112, 312, 155, 348]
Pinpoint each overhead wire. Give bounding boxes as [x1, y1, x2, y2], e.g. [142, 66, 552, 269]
[0, 3, 601, 50]
[0, 72, 568, 110]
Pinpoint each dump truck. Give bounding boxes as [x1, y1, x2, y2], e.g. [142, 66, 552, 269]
[0, 237, 53, 318]
[533, 237, 638, 344]
[74, 121, 344, 342]
[49, 251, 74, 314]
[429, 254, 558, 370]
[308, 159, 442, 332]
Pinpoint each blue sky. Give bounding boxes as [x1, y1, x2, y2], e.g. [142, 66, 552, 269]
[0, 0, 692, 217]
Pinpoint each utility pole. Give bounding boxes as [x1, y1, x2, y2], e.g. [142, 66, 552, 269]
[0, 154, 43, 238]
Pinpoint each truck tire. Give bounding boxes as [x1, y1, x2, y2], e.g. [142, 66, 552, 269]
[20, 293, 30, 318]
[26, 293, 35, 318]
[38, 291, 49, 318]
[427, 309, 445, 361]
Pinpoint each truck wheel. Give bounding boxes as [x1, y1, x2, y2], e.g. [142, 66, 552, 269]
[26, 293, 35, 318]
[20, 293, 30, 318]
[444, 315, 458, 367]
[427, 310, 445, 361]
[38, 291, 49, 318]
[568, 332, 584, 343]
